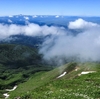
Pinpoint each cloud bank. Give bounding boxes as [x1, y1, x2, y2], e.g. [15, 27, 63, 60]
[68, 18, 99, 29]
[0, 23, 66, 40]
[1, 18, 100, 64]
[39, 19, 100, 64]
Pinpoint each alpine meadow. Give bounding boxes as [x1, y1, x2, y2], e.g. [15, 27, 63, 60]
[0, 0, 100, 99]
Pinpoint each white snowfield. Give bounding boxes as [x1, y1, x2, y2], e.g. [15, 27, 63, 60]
[81, 71, 96, 74]
[78, 71, 96, 76]
[3, 93, 9, 99]
[3, 85, 17, 99]
[57, 72, 67, 78]
[6, 85, 17, 91]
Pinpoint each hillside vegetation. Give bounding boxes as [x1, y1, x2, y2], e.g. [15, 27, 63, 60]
[0, 44, 52, 98]
[0, 44, 100, 99]
[8, 62, 100, 99]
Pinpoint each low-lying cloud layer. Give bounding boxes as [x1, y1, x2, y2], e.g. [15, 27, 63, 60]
[0, 23, 66, 40]
[0, 18, 100, 63]
[39, 19, 100, 63]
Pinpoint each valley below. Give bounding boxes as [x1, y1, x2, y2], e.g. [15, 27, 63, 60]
[0, 15, 100, 99]
[0, 48, 100, 99]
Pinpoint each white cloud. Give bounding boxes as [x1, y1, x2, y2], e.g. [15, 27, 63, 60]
[55, 15, 59, 18]
[32, 15, 37, 18]
[24, 16, 29, 20]
[8, 19, 12, 23]
[0, 23, 66, 39]
[39, 19, 100, 63]
[1, 18, 100, 63]
[8, 15, 13, 17]
[68, 18, 99, 29]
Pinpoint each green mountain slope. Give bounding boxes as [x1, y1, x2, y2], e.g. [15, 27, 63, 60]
[0, 44, 100, 99]
[7, 62, 100, 99]
[0, 44, 52, 98]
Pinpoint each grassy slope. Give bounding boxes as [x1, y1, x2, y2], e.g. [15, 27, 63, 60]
[0, 44, 52, 98]
[8, 62, 100, 99]
[0, 44, 100, 99]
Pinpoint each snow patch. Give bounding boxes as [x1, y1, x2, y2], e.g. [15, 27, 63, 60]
[81, 71, 96, 74]
[78, 71, 96, 76]
[6, 85, 17, 91]
[3, 85, 17, 99]
[57, 72, 67, 78]
[75, 67, 80, 71]
[3, 93, 9, 99]
[75, 68, 78, 71]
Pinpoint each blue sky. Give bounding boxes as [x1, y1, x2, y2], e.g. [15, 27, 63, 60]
[0, 0, 100, 16]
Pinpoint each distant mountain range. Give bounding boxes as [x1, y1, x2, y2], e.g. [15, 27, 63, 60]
[1, 15, 97, 47]
[1, 15, 100, 26]
[0, 34, 45, 47]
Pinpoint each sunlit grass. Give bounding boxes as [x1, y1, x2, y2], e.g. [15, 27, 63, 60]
[8, 63, 100, 99]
